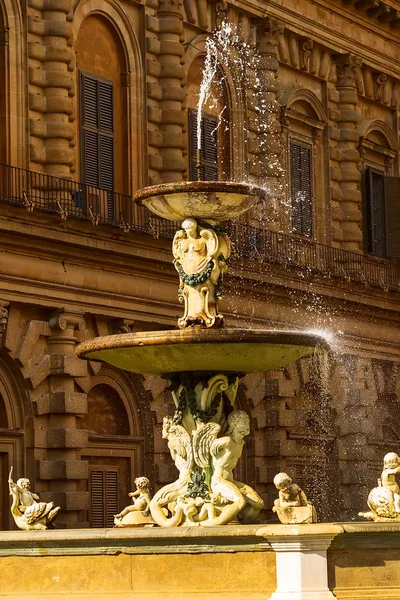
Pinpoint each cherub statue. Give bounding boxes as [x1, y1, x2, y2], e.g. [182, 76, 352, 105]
[149, 416, 194, 527]
[172, 218, 230, 328]
[197, 411, 264, 526]
[8, 468, 60, 530]
[114, 476, 154, 527]
[359, 452, 400, 521]
[272, 472, 317, 524]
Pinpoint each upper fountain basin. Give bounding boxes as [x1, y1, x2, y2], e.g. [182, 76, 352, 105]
[133, 181, 267, 223]
[75, 328, 329, 378]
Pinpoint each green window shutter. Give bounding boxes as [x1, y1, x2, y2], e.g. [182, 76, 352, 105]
[90, 467, 119, 528]
[290, 142, 313, 237]
[80, 71, 114, 218]
[366, 168, 387, 257]
[384, 176, 400, 258]
[188, 109, 218, 181]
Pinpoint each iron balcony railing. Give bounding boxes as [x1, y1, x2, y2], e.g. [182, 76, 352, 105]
[0, 162, 399, 292]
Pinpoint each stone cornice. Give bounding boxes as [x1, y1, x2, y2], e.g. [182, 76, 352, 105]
[243, 0, 400, 80]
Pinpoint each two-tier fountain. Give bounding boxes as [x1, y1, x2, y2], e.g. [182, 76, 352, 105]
[75, 179, 329, 527]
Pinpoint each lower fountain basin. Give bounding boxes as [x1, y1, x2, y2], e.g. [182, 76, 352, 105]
[75, 328, 329, 377]
[133, 181, 267, 223]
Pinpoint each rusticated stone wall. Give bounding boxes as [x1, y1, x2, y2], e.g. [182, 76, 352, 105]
[157, 0, 186, 182]
[27, 0, 75, 177]
[334, 54, 363, 252]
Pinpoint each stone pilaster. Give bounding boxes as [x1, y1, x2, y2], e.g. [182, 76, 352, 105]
[327, 84, 343, 247]
[254, 17, 284, 192]
[28, 0, 75, 177]
[157, 0, 186, 182]
[146, 0, 163, 185]
[38, 310, 89, 527]
[334, 54, 363, 252]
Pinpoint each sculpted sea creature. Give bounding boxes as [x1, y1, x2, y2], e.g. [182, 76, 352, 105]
[359, 452, 400, 521]
[8, 468, 60, 531]
[149, 417, 194, 527]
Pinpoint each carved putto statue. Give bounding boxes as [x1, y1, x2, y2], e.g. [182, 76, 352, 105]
[114, 476, 155, 527]
[172, 218, 230, 328]
[272, 472, 317, 524]
[8, 468, 60, 530]
[149, 410, 264, 527]
[359, 452, 400, 522]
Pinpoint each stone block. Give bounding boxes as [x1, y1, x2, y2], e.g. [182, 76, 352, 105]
[160, 63, 185, 79]
[146, 14, 159, 32]
[340, 167, 361, 183]
[162, 132, 185, 148]
[328, 126, 340, 141]
[264, 379, 296, 398]
[161, 156, 186, 171]
[340, 148, 361, 161]
[147, 106, 162, 124]
[158, 17, 184, 35]
[161, 85, 185, 102]
[146, 37, 160, 55]
[47, 428, 88, 449]
[159, 41, 184, 57]
[339, 89, 358, 104]
[161, 109, 186, 125]
[148, 130, 163, 147]
[35, 391, 87, 416]
[328, 88, 340, 103]
[147, 82, 163, 101]
[148, 153, 163, 170]
[46, 146, 74, 165]
[339, 129, 358, 142]
[147, 58, 161, 78]
[50, 354, 88, 377]
[40, 490, 89, 510]
[339, 110, 359, 124]
[39, 459, 89, 480]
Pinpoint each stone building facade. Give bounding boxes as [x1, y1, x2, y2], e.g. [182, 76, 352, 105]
[0, 0, 400, 528]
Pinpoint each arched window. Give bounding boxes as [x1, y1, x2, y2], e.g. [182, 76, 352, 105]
[358, 120, 399, 258]
[186, 56, 230, 181]
[280, 90, 327, 241]
[75, 15, 129, 220]
[78, 372, 149, 528]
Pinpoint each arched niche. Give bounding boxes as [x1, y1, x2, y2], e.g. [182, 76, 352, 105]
[279, 88, 328, 242]
[358, 119, 398, 173]
[184, 32, 243, 181]
[80, 383, 130, 436]
[78, 366, 152, 528]
[0, 350, 27, 529]
[75, 14, 129, 196]
[0, 0, 26, 165]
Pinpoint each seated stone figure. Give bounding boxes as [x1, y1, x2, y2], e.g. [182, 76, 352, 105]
[359, 452, 400, 521]
[272, 472, 317, 524]
[114, 476, 155, 527]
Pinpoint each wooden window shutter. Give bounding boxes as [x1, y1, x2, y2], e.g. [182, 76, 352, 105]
[80, 71, 114, 217]
[384, 176, 400, 258]
[188, 109, 218, 181]
[90, 467, 118, 528]
[290, 142, 313, 237]
[366, 168, 387, 257]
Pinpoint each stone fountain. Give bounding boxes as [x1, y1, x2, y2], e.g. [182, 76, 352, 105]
[75, 179, 329, 528]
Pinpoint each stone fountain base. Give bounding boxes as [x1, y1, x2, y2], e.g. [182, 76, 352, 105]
[1, 523, 400, 599]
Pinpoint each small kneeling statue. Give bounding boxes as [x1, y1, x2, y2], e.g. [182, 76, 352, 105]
[8, 467, 60, 530]
[272, 472, 317, 524]
[359, 452, 400, 522]
[114, 476, 155, 527]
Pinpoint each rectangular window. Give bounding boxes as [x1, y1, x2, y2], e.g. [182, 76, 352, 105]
[80, 71, 114, 220]
[365, 168, 386, 257]
[188, 109, 218, 181]
[90, 467, 118, 528]
[290, 142, 313, 237]
[384, 176, 400, 258]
